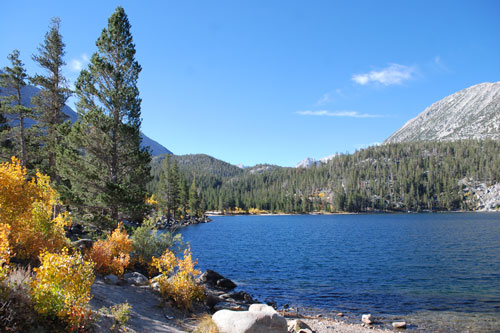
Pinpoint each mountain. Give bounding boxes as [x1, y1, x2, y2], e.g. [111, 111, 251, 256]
[385, 82, 500, 144]
[0, 83, 172, 156]
[295, 157, 317, 168]
[294, 154, 337, 168]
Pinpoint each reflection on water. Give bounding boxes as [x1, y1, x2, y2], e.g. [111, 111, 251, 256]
[180, 213, 500, 331]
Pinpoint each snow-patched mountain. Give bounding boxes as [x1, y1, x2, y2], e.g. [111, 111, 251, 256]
[295, 157, 317, 168]
[294, 154, 337, 168]
[385, 82, 500, 144]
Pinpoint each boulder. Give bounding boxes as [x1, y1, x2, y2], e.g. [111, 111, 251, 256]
[228, 291, 254, 304]
[205, 294, 223, 309]
[217, 278, 237, 290]
[392, 321, 407, 329]
[362, 314, 373, 325]
[200, 269, 225, 285]
[123, 272, 149, 286]
[288, 319, 312, 332]
[72, 239, 94, 251]
[213, 303, 287, 333]
[104, 274, 119, 285]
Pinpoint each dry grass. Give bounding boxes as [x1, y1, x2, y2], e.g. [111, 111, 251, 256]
[0, 266, 36, 331]
[193, 313, 219, 333]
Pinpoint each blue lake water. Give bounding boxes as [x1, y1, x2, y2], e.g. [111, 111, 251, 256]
[179, 213, 500, 331]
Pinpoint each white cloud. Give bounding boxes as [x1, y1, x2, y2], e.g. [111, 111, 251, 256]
[316, 89, 344, 105]
[296, 110, 383, 118]
[352, 63, 415, 86]
[69, 54, 89, 72]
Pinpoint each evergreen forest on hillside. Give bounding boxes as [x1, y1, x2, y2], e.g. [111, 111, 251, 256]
[150, 140, 500, 214]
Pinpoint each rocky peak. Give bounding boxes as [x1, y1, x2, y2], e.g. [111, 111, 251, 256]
[385, 81, 500, 143]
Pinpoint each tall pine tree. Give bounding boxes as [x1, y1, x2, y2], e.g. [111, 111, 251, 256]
[59, 7, 151, 229]
[31, 17, 72, 181]
[0, 50, 32, 166]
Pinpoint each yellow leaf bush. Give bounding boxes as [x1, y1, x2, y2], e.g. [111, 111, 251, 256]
[0, 157, 70, 259]
[31, 248, 95, 330]
[152, 247, 204, 310]
[0, 224, 11, 281]
[87, 223, 132, 276]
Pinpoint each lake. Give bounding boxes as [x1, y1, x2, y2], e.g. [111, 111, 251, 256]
[179, 213, 500, 332]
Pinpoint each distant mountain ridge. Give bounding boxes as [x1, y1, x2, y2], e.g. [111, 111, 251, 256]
[385, 81, 500, 143]
[294, 154, 337, 168]
[0, 83, 172, 156]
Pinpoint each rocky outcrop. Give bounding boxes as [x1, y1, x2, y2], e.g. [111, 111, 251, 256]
[212, 303, 288, 333]
[460, 178, 500, 211]
[199, 269, 237, 291]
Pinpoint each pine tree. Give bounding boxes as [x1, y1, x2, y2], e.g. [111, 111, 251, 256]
[0, 50, 32, 166]
[31, 17, 72, 181]
[189, 178, 200, 218]
[0, 101, 13, 161]
[59, 6, 151, 229]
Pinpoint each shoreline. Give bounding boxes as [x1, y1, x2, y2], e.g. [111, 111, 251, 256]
[205, 209, 498, 217]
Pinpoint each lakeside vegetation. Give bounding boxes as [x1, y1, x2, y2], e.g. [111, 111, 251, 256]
[0, 7, 206, 331]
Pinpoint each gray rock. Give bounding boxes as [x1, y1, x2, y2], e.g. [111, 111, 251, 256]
[362, 314, 373, 325]
[213, 303, 287, 333]
[200, 269, 225, 285]
[392, 321, 407, 329]
[229, 291, 254, 304]
[205, 294, 223, 309]
[72, 238, 94, 251]
[104, 274, 119, 285]
[217, 278, 237, 290]
[213, 301, 248, 312]
[288, 319, 312, 332]
[123, 272, 149, 286]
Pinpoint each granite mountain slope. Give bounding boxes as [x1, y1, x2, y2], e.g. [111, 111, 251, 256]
[385, 81, 500, 143]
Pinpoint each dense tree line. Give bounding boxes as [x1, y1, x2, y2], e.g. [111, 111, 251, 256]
[154, 140, 500, 214]
[0, 7, 152, 230]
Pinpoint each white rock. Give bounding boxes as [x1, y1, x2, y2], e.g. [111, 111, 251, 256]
[213, 304, 287, 333]
[362, 314, 373, 325]
[393, 321, 407, 329]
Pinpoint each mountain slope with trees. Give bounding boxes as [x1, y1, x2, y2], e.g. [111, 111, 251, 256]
[160, 140, 500, 214]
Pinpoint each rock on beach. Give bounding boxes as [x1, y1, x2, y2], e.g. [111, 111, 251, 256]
[212, 303, 288, 333]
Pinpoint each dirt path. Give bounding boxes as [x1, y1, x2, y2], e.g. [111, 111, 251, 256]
[90, 277, 191, 332]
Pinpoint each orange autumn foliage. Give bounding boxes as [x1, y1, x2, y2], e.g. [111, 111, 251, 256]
[151, 247, 204, 309]
[0, 157, 70, 259]
[87, 223, 132, 276]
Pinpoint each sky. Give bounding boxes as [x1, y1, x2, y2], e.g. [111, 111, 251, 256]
[1, 1, 499, 167]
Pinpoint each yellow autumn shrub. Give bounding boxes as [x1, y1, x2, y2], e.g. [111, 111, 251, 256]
[152, 247, 204, 310]
[0, 224, 11, 281]
[87, 223, 132, 276]
[31, 248, 95, 330]
[0, 157, 70, 259]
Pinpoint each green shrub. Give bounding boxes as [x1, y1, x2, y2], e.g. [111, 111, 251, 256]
[131, 215, 184, 269]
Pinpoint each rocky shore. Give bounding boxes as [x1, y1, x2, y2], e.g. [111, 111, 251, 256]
[89, 267, 400, 332]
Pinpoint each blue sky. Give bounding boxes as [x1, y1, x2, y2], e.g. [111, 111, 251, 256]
[1, 1, 499, 166]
